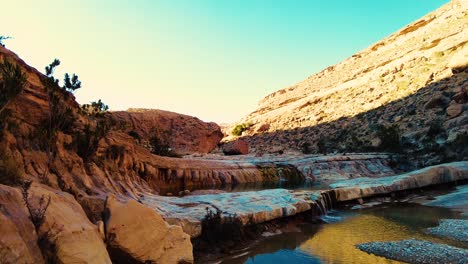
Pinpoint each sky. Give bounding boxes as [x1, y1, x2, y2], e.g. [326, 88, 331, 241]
[3, 0, 448, 123]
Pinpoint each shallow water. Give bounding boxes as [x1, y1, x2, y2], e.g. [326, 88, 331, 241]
[214, 203, 466, 264]
[160, 180, 329, 195]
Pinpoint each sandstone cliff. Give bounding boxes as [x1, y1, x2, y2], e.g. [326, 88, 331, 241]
[112, 108, 223, 155]
[229, 1, 467, 165]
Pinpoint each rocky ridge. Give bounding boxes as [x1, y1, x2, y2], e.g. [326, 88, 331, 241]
[228, 0, 467, 165]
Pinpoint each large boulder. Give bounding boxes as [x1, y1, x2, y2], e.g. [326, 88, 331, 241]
[105, 195, 193, 264]
[222, 139, 249, 155]
[0, 184, 44, 264]
[30, 183, 111, 264]
[446, 102, 464, 118]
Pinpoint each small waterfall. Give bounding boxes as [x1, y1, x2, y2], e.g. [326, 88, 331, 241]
[306, 190, 339, 222]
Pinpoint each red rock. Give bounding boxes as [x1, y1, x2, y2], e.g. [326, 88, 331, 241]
[222, 139, 249, 155]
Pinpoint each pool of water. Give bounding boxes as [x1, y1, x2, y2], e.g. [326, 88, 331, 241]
[213, 202, 466, 264]
[160, 180, 330, 195]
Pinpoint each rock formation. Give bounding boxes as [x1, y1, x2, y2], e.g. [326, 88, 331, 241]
[112, 108, 223, 155]
[105, 195, 193, 264]
[227, 1, 467, 165]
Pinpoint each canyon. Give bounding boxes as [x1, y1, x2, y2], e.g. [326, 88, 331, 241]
[0, 0, 467, 263]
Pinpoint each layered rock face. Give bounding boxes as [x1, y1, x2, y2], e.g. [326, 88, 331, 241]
[228, 1, 467, 164]
[112, 108, 223, 155]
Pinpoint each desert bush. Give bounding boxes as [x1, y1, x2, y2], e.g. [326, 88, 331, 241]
[231, 123, 251, 136]
[63, 73, 81, 92]
[81, 99, 109, 117]
[201, 208, 243, 244]
[74, 119, 111, 162]
[0, 152, 23, 186]
[375, 124, 401, 152]
[21, 181, 50, 230]
[21, 181, 62, 263]
[0, 58, 26, 114]
[149, 128, 180, 157]
[0, 36, 11, 47]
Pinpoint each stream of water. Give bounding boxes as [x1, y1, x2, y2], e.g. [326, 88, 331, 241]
[214, 202, 466, 264]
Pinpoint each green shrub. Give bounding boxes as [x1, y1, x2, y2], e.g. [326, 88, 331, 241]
[81, 99, 109, 117]
[74, 119, 111, 162]
[231, 123, 251, 136]
[0, 58, 26, 114]
[0, 36, 11, 47]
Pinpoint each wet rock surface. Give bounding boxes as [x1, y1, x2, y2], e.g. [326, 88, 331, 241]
[143, 162, 467, 238]
[426, 219, 468, 243]
[330, 161, 468, 201]
[357, 239, 468, 264]
[424, 184, 468, 214]
[141, 188, 326, 237]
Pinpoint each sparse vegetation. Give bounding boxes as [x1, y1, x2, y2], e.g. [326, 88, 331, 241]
[63, 73, 81, 92]
[0, 36, 12, 47]
[232, 123, 251, 136]
[21, 181, 50, 230]
[74, 120, 111, 162]
[201, 208, 243, 244]
[0, 58, 26, 114]
[21, 180, 62, 263]
[149, 129, 176, 157]
[81, 99, 109, 117]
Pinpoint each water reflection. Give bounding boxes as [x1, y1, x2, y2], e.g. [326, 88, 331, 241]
[215, 203, 464, 264]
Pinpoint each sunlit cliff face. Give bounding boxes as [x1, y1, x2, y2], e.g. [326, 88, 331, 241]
[231, 3, 467, 154]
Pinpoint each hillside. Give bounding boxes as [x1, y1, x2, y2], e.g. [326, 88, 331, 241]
[229, 0, 467, 166]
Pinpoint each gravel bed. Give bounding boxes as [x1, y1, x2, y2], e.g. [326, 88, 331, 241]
[357, 239, 468, 264]
[426, 219, 468, 243]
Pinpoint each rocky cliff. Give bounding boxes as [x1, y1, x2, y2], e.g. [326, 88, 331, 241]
[112, 108, 223, 155]
[229, 1, 467, 165]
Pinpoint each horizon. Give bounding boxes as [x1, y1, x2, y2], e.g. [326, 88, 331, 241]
[3, 0, 448, 123]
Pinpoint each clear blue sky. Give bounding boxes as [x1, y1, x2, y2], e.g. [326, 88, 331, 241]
[3, 0, 448, 123]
